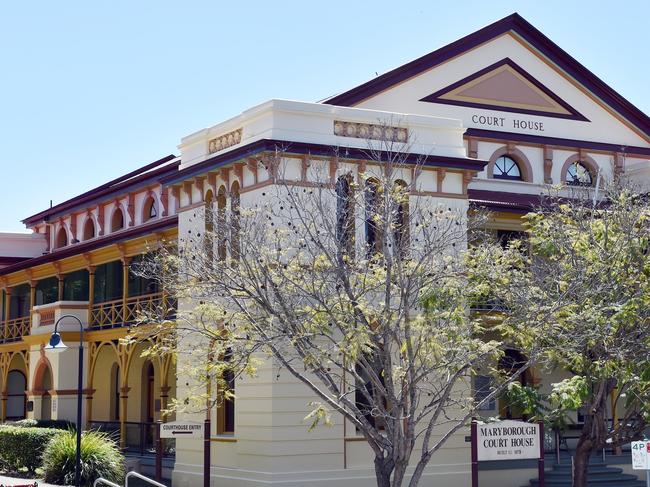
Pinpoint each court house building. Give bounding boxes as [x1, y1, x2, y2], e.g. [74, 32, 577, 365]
[0, 13, 648, 487]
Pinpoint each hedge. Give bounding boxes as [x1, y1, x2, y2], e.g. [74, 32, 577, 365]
[0, 425, 64, 473]
[11, 418, 73, 430]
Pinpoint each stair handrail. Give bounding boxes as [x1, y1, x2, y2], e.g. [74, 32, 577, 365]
[94, 478, 121, 487]
[125, 471, 167, 487]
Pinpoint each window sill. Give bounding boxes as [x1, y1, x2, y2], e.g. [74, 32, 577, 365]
[211, 435, 236, 443]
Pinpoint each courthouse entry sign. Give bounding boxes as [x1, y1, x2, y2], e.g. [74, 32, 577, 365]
[160, 421, 205, 439]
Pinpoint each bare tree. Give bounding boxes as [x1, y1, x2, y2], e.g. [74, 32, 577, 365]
[133, 130, 533, 487]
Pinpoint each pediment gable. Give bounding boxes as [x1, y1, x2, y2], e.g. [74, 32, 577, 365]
[323, 13, 650, 146]
[419, 58, 587, 121]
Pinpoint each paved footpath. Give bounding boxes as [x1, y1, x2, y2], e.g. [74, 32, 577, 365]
[0, 475, 69, 487]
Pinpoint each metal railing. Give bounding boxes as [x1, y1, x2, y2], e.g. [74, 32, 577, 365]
[126, 471, 167, 487]
[90, 298, 125, 329]
[90, 292, 177, 330]
[90, 420, 175, 457]
[94, 472, 167, 487]
[94, 478, 121, 487]
[3, 316, 30, 342]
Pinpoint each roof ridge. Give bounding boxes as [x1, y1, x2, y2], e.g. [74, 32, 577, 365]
[22, 154, 178, 225]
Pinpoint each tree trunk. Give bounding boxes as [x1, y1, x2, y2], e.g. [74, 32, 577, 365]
[374, 457, 395, 487]
[573, 433, 593, 487]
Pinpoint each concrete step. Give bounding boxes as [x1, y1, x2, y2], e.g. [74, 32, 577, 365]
[540, 473, 638, 482]
[527, 482, 645, 487]
[526, 470, 644, 487]
[550, 466, 623, 474]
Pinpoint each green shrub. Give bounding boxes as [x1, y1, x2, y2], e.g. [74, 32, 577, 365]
[12, 418, 73, 430]
[42, 430, 125, 486]
[0, 425, 63, 473]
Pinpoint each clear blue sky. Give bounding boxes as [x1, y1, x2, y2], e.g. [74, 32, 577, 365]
[1, 0, 648, 232]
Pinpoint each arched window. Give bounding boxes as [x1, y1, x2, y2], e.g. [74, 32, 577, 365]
[393, 180, 409, 257]
[336, 175, 355, 258]
[55, 226, 68, 249]
[204, 190, 214, 261]
[493, 156, 523, 181]
[230, 181, 241, 260]
[6, 370, 26, 420]
[364, 178, 382, 256]
[498, 349, 531, 419]
[82, 217, 95, 241]
[143, 197, 157, 222]
[111, 207, 124, 232]
[566, 161, 594, 186]
[217, 186, 227, 261]
[217, 349, 235, 435]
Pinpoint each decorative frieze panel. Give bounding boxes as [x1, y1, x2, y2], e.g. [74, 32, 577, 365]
[208, 128, 243, 154]
[333, 121, 408, 142]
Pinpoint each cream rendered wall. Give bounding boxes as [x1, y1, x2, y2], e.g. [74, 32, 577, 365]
[173, 161, 477, 486]
[0, 232, 47, 259]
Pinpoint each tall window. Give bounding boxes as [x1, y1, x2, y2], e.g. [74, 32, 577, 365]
[6, 370, 26, 420]
[566, 161, 593, 186]
[63, 270, 89, 301]
[56, 227, 68, 249]
[336, 175, 355, 257]
[82, 218, 95, 241]
[498, 349, 530, 420]
[36, 277, 59, 306]
[365, 178, 382, 256]
[217, 349, 235, 435]
[128, 254, 159, 296]
[204, 190, 215, 261]
[111, 207, 125, 232]
[93, 261, 123, 303]
[9, 284, 30, 319]
[393, 180, 409, 257]
[493, 156, 522, 181]
[217, 186, 227, 261]
[231, 181, 241, 260]
[355, 353, 386, 430]
[143, 197, 157, 221]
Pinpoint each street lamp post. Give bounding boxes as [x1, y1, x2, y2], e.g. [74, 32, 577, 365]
[45, 314, 84, 487]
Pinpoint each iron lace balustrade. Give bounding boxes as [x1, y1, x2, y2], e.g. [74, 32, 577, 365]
[3, 316, 30, 343]
[89, 292, 177, 330]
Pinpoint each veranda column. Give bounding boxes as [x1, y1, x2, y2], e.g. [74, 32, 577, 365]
[85, 343, 96, 429]
[29, 283, 36, 334]
[4, 290, 12, 341]
[1, 354, 7, 422]
[57, 276, 64, 302]
[160, 385, 170, 417]
[0, 391, 6, 422]
[119, 385, 130, 449]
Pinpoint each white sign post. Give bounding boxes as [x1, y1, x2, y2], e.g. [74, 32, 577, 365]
[631, 440, 650, 487]
[160, 421, 205, 439]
